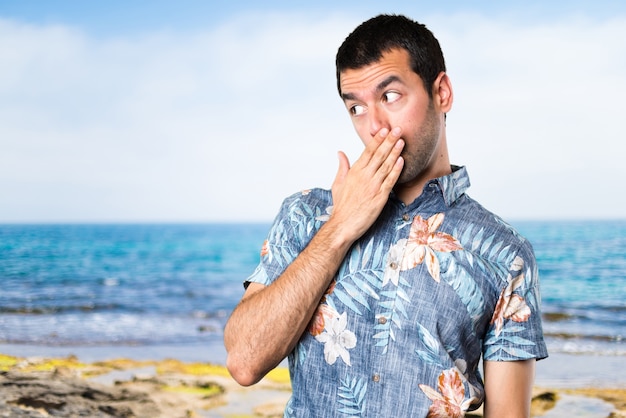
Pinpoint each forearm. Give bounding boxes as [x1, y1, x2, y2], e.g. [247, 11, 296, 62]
[224, 220, 353, 386]
[225, 126, 405, 386]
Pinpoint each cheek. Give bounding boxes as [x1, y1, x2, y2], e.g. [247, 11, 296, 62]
[401, 110, 421, 129]
[387, 113, 409, 133]
[402, 100, 428, 125]
[351, 121, 371, 145]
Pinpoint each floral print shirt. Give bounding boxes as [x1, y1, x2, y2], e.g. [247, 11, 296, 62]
[247, 166, 548, 417]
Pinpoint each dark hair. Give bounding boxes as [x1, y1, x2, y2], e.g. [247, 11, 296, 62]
[335, 14, 446, 97]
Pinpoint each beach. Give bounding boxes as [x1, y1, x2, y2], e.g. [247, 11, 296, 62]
[1, 342, 626, 417]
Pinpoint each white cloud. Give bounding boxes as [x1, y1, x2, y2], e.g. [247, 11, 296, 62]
[432, 14, 626, 219]
[0, 12, 624, 222]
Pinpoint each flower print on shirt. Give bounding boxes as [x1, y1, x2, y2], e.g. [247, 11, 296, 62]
[308, 281, 337, 336]
[490, 256, 532, 337]
[419, 367, 476, 418]
[453, 359, 483, 404]
[382, 239, 407, 287]
[315, 312, 357, 366]
[398, 213, 463, 282]
[309, 303, 339, 336]
[260, 240, 269, 258]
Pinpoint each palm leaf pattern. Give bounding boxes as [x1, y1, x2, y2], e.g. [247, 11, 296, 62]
[483, 257, 540, 360]
[337, 376, 368, 417]
[439, 253, 485, 333]
[414, 322, 445, 366]
[372, 273, 412, 352]
[263, 196, 328, 268]
[454, 223, 517, 281]
[484, 325, 537, 359]
[329, 235, 384, 316]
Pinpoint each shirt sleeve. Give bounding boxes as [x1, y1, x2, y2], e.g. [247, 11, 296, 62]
[482, 244, 549, 361]
[246, 189, 331, 288]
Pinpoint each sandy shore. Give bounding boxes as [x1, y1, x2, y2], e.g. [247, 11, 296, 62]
[1, 352, 626, 417]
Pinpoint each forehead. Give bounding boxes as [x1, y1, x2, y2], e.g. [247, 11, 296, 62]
[339, 48, 417, 96]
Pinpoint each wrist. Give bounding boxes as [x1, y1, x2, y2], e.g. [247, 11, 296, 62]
[317, 216, 359, 255]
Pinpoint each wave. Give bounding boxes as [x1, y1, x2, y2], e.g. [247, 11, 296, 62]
[0, 333, 223, 347]
[544, 331, 624, 343]
[543, 312, 580, 322]
[0, 303, 127, 315]
[542, 304, 626, 322]
[545, 336, 626, 356]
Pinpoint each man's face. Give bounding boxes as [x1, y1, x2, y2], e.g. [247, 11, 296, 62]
[339, 48, 444, 186]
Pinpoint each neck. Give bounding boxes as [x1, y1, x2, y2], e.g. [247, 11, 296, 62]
[394, 136, 451, 205]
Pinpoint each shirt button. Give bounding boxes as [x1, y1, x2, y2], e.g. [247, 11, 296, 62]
[372, 373, 380, 382]
[378, 316, 387, 325]
[389, 262, 398, 270]
[402, 214, 410, 222]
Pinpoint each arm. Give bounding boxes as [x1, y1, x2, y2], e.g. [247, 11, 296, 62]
[483, 359, 535, 418]
[224, 127, 405, 386]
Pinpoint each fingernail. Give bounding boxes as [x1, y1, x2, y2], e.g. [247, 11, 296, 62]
[379, 128, 389, 137]
[391, 127, 401, 136]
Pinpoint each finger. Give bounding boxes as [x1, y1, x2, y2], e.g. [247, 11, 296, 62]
[381, 155, 404, 190]
[370, 131, 404, 184]
[353, 128, 390, 167]
[366, 127, 403, 171]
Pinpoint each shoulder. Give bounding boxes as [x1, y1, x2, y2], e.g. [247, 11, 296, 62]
[455, 195, 531, 244]
[447, 195, 536, 271]
[268, 188, 333, 243]
[277, 188, 333, 221]
[281, 188, 332, 208]
[253, 188, 333, 282]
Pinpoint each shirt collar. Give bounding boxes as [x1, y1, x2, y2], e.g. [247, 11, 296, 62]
[431, 165, 471, 206]
[389, 165, 471, 208]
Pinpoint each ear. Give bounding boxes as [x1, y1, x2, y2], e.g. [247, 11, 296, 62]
[432, 72, 453, 113]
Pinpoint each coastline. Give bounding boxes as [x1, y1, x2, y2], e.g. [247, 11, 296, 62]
[1, 342, 626, 417]
[3, 340, 626, 389]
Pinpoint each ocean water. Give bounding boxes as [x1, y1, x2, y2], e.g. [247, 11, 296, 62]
[515, 220, 626, 356]
[1, 221, 625, 361]
[0, 224, 266, 353]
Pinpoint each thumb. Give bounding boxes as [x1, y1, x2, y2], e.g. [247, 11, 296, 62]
[333, 151, 350, 184]
[337, 151, 350, 175]
[332, 151, 350, 203]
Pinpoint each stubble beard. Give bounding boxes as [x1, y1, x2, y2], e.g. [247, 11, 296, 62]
[395, 105, 441, 186]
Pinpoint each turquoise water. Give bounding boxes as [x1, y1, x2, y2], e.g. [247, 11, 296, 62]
[0, 223, 267, 348]
[515, 220, 626, 355]
[1, 221, 625, 357]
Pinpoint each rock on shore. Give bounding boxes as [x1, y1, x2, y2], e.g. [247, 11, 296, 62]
[1, 353, 626, 417]
[0, 354, 292, 418]
[0, 368, 160, 417]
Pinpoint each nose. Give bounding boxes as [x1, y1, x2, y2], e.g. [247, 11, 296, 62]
[369, 106, 390, 138]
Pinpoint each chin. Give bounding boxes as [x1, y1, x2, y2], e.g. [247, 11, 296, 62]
[398, 167, 419, 183]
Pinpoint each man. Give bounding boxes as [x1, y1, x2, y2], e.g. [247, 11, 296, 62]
[224, 14, 547, 417]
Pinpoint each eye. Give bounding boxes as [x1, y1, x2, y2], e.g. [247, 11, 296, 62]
[350, 104, 366, 116]
[383, 91, 401, 104]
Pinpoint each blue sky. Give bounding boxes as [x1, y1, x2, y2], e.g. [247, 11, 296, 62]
[1, 1, 625, 222]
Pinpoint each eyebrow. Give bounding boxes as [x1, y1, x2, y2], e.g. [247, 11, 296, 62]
[341, 75, 403, 102]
